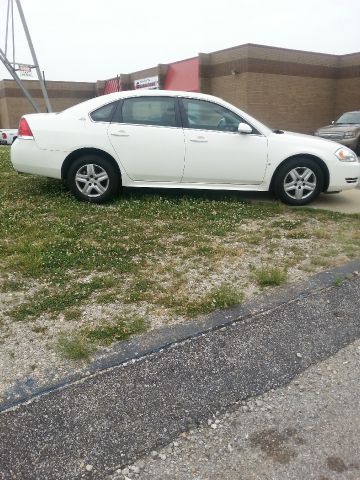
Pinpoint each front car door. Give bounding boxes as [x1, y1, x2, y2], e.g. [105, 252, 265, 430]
[180, 98, 268, 185]
[108, 96, 185, 182]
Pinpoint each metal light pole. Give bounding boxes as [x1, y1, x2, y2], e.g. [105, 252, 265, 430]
[0, 0, 52, 113]
[14, 0, 52, 112]
[0, 46, 39, 111]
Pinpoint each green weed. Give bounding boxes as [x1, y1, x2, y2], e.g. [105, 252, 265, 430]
[334, 276, 343, 286]
[55, 334, 92, 360]
[84, 315, 149, 345]
[179, 283, 244, 317]
[254, 266, 287, 287]
[55, 315, 148, 360]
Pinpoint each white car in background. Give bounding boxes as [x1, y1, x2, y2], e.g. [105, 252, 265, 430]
[11, 90, 360, 205]
[0, 128, 17, 145]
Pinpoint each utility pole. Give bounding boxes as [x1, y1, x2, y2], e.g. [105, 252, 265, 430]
[0, 0, 52, 113]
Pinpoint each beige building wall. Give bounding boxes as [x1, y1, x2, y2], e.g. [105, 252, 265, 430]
[208, 72, 337, 134]
[1, 44, 359, 133]
[0, 96, 10, 128]
[200, 43, 358, 134]
[334, 52, 360, 120]
[335, 77, 360, 120]
[210, 74, 248, 111]
[0, 79, 96, 128]
[245, 74, 337, 134]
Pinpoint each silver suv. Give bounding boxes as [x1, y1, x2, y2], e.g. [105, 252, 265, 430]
[315, 111, 360, 155]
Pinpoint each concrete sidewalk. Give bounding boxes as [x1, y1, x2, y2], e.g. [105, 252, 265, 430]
[310, 187, 360, 214]
[0, 261, 360, 479]
[238, 187, 360, 213]
[219, 185, 360, 215]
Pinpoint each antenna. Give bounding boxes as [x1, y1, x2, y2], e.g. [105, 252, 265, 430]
[0, 0, 52, 112]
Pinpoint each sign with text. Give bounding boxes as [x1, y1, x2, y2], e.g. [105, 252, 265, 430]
[18, 64, 33, 78]
[134, 76, 159, 90]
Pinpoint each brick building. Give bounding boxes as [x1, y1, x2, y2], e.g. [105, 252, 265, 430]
[1, 43, 359, 133]
[0, 79, 96, 128]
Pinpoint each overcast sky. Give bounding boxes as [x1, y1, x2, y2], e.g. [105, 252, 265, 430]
[0, 0, 359, 83]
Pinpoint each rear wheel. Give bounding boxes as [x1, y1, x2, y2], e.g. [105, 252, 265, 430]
[67, 155, 120, 203]
[273, 158, 324, 206]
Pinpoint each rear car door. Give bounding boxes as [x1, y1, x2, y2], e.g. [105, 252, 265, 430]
[108, 96, 185, 182]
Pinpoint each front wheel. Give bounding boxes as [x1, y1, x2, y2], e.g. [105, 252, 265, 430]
[67, 155, 120, 203]
[273, 158, 324, 206]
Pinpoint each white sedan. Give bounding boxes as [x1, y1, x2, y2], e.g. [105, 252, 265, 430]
[0, 128, 17, 145]
[11, 90, 360, 205]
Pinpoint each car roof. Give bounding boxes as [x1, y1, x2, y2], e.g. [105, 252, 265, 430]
[100, 89, 217, 101]
[61, 90, 227, 115]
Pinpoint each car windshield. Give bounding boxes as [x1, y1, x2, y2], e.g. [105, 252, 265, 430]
[335, 112, 360, 124]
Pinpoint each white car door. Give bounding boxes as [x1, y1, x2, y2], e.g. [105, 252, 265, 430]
[180, 98, 268, 184]
[108, 96, 185, 182]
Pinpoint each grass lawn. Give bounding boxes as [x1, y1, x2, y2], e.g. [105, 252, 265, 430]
[1, 145, 360, 368]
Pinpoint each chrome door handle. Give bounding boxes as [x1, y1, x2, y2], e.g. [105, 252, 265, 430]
[111, 130, 130, 137]
[190, 137, 208, 143]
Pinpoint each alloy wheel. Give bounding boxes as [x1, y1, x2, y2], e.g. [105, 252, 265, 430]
[75, 163, 109, 198]
[283, 166, 317, 201]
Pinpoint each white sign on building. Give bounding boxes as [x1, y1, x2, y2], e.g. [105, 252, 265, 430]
[18, 64, 33, 78]
[134, 76, 159, 90]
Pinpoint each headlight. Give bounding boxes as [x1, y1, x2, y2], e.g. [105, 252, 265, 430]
[344, 131, 355, 138]
[335, 147, 358, 162]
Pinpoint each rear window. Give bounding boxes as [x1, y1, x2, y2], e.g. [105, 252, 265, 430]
[90, 102, 118, 122]
[119, 97, 177, 127]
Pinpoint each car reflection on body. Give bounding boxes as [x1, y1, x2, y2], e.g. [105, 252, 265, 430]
[11, 90, 360, 205]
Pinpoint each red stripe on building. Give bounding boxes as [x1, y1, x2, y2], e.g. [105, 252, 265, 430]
[163, 58, 199, 92]
[104, 77, 121, 94]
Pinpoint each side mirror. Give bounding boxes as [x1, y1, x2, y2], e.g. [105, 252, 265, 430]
[331, 120, 335, 125]
[238, 122, 253, 134]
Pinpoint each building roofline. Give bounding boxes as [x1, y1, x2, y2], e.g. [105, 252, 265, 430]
[207, 42, 359, 58]
[164, 56, 198, 66]
[0, 78, 95, 85]
[102, 56, 199, 82]
[101, 43, 360, 84]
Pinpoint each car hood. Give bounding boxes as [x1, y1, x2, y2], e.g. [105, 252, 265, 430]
[271, 130, 338, 146]
[268, 129, 345, 154]
[316, 123, 360, 133]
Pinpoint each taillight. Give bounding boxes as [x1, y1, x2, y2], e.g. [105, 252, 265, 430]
[1, 132, 6, 139]
[18, 118, 33, 138]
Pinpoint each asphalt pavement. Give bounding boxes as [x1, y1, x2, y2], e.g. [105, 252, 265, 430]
[0, 260, 360, 479]
[121, 338, 360, 480]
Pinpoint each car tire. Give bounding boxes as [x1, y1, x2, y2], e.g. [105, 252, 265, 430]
[67, 155, 120, 203]
[273, 158, 324, 206]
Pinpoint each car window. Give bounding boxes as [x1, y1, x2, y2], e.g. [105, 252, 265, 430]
[181, 98, 243, 132]
[90, 102, 118, 122]
[120, 97, 177, 127]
